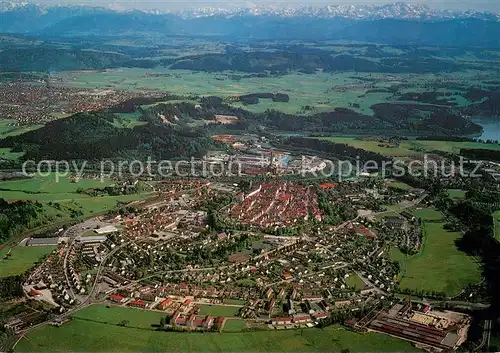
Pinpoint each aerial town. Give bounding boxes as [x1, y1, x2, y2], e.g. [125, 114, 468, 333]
[4, 172, 479, 352]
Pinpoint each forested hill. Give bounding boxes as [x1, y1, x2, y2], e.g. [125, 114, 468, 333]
[0, 112, 217, 161]
[0, 98, 484, 162]
[140, 97, 482, 136]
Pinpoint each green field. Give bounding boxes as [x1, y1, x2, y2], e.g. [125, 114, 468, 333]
[16, 310, 418, 352]
[198, 304, 241, 317]
[493, 211, 500, 241]
[0, 246, 55, 277]
[316, 137, 500, 156]
[222, 319, 247, 332]
[345, 273, 366, 290]
[0, 148, 24, 160]
[391, 208, 481, 296]
[0, 119, 43, 138]
[387, 181, 413, 191]
[447, 189, 467, 199]
[72, 304, 166, 330]
[112, 112, 148, 129]
[0, 174, 151, 217]
[0, 174, 114, 195]
[223, 299, 247, 305]
[52, 68, 483, 117]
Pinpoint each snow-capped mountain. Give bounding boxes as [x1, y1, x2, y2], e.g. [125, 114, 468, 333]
[0, 1, 29, 12]
[174, 2, 499, 21]
[0, 2, 498, 21]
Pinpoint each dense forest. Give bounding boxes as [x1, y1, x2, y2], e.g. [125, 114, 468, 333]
[0, 199, 43, 244]
[0, 111, 218, 161]
[460, 149, 500, 162]
[143, 97, 482, 136]
[169, 51, 475, 75]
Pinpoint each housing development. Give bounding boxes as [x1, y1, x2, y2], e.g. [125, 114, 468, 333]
[1, 1, 500, 352]
[3, 163, 489, 352]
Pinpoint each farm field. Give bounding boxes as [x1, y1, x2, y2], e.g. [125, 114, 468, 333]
[52, 68, 481, 116]
[198, 304, 241, 317]
[391, 208, 481, 296]
[316, 137, 500, 156]
[0, 246, 55, 278]
[15, 316, 418, 353]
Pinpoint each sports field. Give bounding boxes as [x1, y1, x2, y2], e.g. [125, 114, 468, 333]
[198, 304, 241, 317]
[0, 246, 55, 278]
[390, 208, 481, 296]
[15, 306, 418, 352]
[316, 137, 500, 157]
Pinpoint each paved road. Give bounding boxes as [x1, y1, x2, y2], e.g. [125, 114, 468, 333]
[475, 319, 492, 352]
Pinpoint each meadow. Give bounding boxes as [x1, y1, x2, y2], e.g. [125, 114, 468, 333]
[317, 137, 500, 157]
[52, 68, 484, 117]
[0, 148, 24, 160]
[0, 246, 55, 277]
[0, 119, 43, 138]
[15, 309, 418, 352]
[0, 174, 151, 216]
[0, 174, 114, 194]
[390, 208, 482, 296]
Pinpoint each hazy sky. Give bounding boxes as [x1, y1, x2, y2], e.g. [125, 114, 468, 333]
[33, 0, 500, 12]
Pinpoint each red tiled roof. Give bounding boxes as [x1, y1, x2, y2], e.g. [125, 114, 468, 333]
[130, 300, 146, 307]
[110, 294, 125, 302]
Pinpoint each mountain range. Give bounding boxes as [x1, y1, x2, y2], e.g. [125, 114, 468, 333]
[0, 2, 499, 48]
[175, 3, 500, 21]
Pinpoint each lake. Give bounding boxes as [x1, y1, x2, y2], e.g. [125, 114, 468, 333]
[472, 117, 500, 142]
